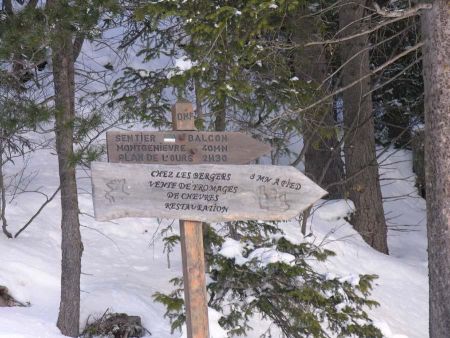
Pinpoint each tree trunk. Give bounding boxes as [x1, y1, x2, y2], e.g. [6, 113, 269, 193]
[0, 140, 12, 239]
[291, 13, 345, 199]
[214, 68, 227, 132]
[421, 1, 450, 336]
[339, 0, 388, 254]
[303, 111, 344, 199]
[49, 1, 83, 335]
[212, 72, 238, 246]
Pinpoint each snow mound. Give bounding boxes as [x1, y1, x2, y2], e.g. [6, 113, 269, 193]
[218, 238, 295, 267]
[314, 199, 355, 221]
[180, 308, 227, 338]
[247, 247, 295, 267]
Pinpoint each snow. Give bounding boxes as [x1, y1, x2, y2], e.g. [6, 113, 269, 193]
[218, 239, 295, 267]
[308, 3, 320, 12]
[180, 309, 227, 338]
[139, 70, 150, 78]
[0, 145, 429, 337]
[167, 58, 196, 79]
[247, 247, 295, 267]
[337, 274, 360, 287]
[173, 58, 195, 72]
[218, 238, 243, 259]
[314, 199, 355, 221]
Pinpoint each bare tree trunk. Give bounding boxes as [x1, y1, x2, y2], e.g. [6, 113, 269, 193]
[339, 0, 388, 254]
[212, 72, 238, 243]
[194, 77, 204, 130]
[48, 1, 83, 335]
[0, 141, 12, 239]
[214, 68, 227, 132]
[421, 1, 450, 336]
[291, 13, 345, 199]
[303, 113, 344, 199]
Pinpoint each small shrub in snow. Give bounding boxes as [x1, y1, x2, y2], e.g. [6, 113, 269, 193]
[80, 310, 149, 338]
[155, 221, 382, 337]
[0, 285, 29, 307]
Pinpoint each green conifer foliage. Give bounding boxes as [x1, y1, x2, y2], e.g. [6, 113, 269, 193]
[118, 0, 317, 158]
[155, 221, 382, 337]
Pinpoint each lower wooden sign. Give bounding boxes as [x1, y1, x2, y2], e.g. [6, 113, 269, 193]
[91, 162, 327, 222]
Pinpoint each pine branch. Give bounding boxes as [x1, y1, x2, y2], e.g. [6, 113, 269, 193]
[373, 3, 432, 18]
[26, 0, 38, 9]
[295, 42, 424, 114]
[3, 0, 13, 15]
[305, 5, 429, 47]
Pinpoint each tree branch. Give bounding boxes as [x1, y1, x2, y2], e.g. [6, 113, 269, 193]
[373, 3, 432, 18]
[3, 0, 13, 15]
[294, 42, 423, 114]
[26, 0, 38, 9]
[305, 7, 428, 47]
[73, 33, 85, 61]
[14, 186, 61, 238]
[318, 24, 413, 90]
[365, 57, 422, 97]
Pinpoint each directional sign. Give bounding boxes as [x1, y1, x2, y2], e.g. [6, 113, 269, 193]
[94, 100, 326, 338]
[106, 131, 271, 165]
[91, 162, 328, 222]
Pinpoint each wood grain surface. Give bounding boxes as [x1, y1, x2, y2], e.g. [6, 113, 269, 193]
[106, 131, 271, 165]
[91, 162, 327, 222]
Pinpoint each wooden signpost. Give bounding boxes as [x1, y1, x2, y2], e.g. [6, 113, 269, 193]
[106, 131, 271, 165]
[91, 162, 327, 222]
[92, 100, 327, 338]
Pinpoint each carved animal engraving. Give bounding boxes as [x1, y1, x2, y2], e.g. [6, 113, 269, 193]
[104, 179, 129, 203]
[258, 186, 289, 211]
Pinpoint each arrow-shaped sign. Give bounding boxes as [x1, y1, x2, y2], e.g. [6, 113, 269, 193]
[106, 131, 271, 164]
[91, 162, 328, 222]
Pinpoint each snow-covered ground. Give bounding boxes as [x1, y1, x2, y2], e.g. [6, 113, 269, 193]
[0, 147, 428, 338]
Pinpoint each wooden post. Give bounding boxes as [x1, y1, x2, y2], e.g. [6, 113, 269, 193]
[94, 100, 325, 338]
[172, 101, 210, 338]
[172, 99, 197, 131]
[180, 220, 209, 338]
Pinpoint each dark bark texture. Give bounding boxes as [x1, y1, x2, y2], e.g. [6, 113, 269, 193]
[214, 68, 227, 132]
[339, 0, 388, 254]
[421, 1, 450, 336]
[0, 144, 13, 238]
[49, 1, 83, 335]
[291, 13, 345, 199]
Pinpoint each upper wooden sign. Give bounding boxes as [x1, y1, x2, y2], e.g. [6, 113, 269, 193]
[107, 131, 271, 165]
[91, 162, 327, 222]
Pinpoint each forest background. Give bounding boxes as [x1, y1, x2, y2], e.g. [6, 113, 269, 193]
[0, 1, 449, 338]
